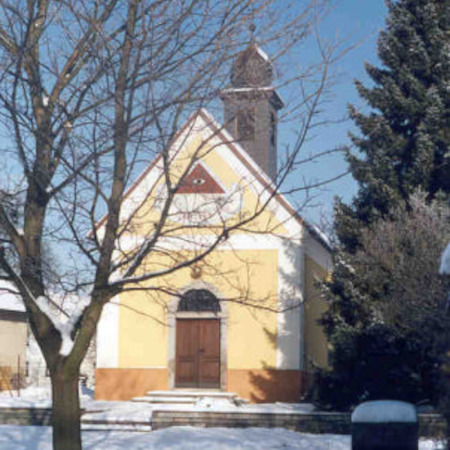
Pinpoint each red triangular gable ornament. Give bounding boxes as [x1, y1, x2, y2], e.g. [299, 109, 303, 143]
[177, 164, 224, 194]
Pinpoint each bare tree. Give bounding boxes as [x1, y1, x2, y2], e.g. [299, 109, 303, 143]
[0, 0, 342, 448]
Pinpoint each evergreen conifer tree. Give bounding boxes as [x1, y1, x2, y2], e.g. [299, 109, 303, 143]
[336, 0, 449, 252]
[324, 0, 450, 333]
[315, 0, 450, 410]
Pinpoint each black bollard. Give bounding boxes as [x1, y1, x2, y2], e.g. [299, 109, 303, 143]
[351, 400, 418, 450]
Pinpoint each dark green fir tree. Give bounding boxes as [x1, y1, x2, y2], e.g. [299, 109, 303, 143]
[325, 0, 450, 331]
[314, 0, 450, 411]
[337, 0, 449, 252]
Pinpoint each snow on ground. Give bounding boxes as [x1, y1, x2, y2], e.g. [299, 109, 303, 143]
[151, 401, 318, 415]
[0, 387, 317, 418]
[0, 425, 445, 449]
[192, 397, 317, 414]
[231, 402, 316, 414]
[0, 390, 319, 425]
[0, 386, 52, 409]
[83, 401, 154, 422]
[83, 400, 318, 420]
[0, 394, 445, 448]
[0, 385, 93, 409]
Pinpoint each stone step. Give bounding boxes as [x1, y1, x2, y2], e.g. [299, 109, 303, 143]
[132, 396, 196, 404]
[145, 390, 238, 399]
[131, 390, 244, 405]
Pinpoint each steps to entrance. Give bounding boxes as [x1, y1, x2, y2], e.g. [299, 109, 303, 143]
[132, 396, 195, 404]
[132, 390, 247, 406]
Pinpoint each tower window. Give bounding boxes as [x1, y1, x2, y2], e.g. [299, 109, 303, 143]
[236, 109, 255, 141]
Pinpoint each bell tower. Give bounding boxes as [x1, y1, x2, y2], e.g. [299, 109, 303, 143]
[220, 43, 283, 180]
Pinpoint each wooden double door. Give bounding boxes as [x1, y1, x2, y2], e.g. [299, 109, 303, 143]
[175, 319, 220, 388]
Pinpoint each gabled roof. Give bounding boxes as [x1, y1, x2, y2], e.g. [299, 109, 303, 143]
[92, 109, 331, 252]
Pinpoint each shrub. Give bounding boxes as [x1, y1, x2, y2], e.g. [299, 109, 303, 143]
[310, 323, 439, 411]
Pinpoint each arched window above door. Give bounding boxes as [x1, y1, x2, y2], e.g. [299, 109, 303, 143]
[178, 289, 220, 313]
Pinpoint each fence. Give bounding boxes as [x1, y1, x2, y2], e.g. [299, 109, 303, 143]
[0, 356, 26, 395]
[0, 357, 94, 395]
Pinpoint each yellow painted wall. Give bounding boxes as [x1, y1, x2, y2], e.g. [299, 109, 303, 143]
[118, 249, 278, 370]
[304, 255, 329, 370]
[118, 290, 169, 368]
[117, 122, 293, 371]
[224, 250, 278, 369]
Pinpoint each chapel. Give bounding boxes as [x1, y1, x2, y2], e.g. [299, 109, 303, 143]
[95, 42, 331, 402]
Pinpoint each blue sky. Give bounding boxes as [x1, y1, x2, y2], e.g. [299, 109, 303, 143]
[0, 2, 391, 281]
[277, 1, 388, 227]
[0, 1, 389, 233]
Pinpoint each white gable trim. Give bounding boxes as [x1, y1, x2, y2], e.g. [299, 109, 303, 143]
[119, 110, 302, 236]
[95, 108, 330, 252]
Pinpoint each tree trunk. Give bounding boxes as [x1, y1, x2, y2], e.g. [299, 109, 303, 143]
[51, 369, 82, 450]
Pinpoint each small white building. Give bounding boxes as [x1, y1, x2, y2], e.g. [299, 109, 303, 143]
[0, 283, 96, 389]
[0, 281, 27, 390]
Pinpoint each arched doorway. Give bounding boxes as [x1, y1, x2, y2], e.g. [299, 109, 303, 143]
[175, 289, 221, 388]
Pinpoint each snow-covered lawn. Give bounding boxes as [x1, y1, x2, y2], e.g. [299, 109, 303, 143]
[0, 386, 94, 409]
[0, 389, 445, 448]
[83, 401, 154, 423]
[0, 386, 318, 419]
[0, 425, 444, 449]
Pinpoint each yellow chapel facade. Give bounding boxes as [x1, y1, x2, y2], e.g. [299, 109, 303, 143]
[94, 45, 332, 403]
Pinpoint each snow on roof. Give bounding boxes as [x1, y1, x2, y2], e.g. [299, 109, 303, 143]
[351, 400, 417, 423]
[255, 44, 271, 63]
[309, 223, 332, 249]
[440, 243, 450, 275]
[0, 281, 25, 313]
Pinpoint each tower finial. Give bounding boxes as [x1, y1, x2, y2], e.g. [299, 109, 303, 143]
[249, 22, 256, 45]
